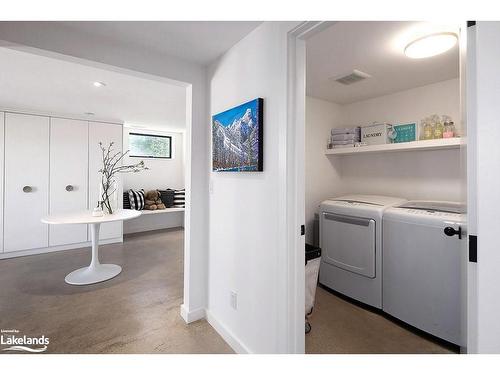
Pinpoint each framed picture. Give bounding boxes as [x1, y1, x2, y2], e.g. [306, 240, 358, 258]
[212, 98, 263, 172]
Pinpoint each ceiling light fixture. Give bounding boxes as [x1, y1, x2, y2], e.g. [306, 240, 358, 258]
[93, 81, 106, 87]
[84, 112, 95, 116]
[404, 32, 458, 59]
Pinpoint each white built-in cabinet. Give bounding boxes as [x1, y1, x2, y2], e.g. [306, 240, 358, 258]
[88, 121, 123, 240]
[4, 113, 50, 252]
[49, 118, 89, 246]
[0, 111, 123, 258]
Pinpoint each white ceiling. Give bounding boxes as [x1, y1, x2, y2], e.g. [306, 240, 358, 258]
[306, 21, 460, 104]
[0, 47, 187, 131]
[51, 21, 262, 65]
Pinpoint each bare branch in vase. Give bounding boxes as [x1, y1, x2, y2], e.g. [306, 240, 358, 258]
[98, 142, 148, 214]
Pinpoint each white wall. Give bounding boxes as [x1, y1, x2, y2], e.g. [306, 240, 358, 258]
[0, 112, 4, 253]
[207, 22, 298, 353]
[122, 127, 185, 191]
[341, 78, 461, 201]
[341, 78, 461, 132]
[0, 23, 209, 322]
[306, 78, 462, 205]
[305, 96, 343, 244]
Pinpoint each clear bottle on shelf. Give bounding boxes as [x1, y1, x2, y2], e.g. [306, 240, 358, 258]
[441, 115, 450, 138]
[443, 116, 455, 138]
[433, 114, 444, 139]
[422, 117, 434, 140]
[419, 119, 426, 140]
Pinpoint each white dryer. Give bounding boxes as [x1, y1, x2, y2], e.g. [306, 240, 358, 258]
[319, 195, 406, 308]
[383, 201, 465, 345]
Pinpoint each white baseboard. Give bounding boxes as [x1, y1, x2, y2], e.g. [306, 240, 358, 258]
[0, 237, 123, 259]
[180, 304, 206, 323]
[205, 309, 251, 354]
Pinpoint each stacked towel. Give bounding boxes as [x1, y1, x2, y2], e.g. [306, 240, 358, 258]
[331, 127, 361, 136]
[332, 143, 358, 149]
[331, 140, 356, 146]
[331, 133, 359, 141]
[330, 127, 360, 148]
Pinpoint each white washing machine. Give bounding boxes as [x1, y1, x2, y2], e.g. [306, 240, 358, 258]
[383, 201, 465, 345]
[319, 195, 406, 308]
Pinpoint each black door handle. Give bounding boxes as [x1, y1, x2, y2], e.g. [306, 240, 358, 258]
[444, 226, 462, 239]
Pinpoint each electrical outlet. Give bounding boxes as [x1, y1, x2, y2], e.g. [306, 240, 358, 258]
[230, 291, 238, 310]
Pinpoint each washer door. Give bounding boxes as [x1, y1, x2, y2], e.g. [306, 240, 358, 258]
[321, 212, 376, 278]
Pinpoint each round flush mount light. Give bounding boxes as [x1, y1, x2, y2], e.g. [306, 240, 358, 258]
[404, 32, 458, 59]
[93, 81, 106, 87]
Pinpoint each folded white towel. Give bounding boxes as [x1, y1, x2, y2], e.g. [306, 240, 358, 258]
[331, 140, 356, 145]
[331, 133, 360, 141]
[331, 127, 360, 136]
[332, 144, 355, 149]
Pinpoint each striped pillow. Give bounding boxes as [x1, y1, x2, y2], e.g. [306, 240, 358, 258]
[123, 192, 131, 209]
[173, 189, 185, 208]
[128, 189, 145, 210]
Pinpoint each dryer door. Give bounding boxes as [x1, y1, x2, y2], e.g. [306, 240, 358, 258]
[321, 212, 376, 278]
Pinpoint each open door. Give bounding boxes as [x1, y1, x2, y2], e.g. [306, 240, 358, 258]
[466, 21, 500, 354]
[464, 21, 478, 354]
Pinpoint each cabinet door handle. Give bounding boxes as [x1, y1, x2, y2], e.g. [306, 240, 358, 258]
[65, 185, 74, 192]
[23, 186, 33, 193]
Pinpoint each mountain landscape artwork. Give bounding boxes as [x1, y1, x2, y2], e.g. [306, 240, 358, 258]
[212, 98, 263, 172]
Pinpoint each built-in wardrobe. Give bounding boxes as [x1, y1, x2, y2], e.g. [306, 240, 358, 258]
[0, 111, 123, 259]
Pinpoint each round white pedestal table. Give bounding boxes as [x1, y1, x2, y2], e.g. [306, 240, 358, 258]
[41, 209, 141, 285]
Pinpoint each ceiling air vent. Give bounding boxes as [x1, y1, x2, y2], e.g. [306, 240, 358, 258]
[331, 70, 371, 85]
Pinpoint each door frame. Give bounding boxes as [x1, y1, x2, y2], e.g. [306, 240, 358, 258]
[285, 21, 336, 354]
[286, 21, 472, 354]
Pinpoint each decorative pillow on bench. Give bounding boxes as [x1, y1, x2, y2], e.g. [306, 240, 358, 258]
[123, 191, 131, 209]
[158, 189, 175, 208]
[128, 189, 145, 210]
[173, 189, 185, 208]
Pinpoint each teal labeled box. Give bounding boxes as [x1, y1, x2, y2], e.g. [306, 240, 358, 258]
[393, 122, 417, 143]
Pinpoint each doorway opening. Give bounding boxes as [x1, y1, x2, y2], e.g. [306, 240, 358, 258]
[0, 43, 224, 353]
[292, 21, 467, 354]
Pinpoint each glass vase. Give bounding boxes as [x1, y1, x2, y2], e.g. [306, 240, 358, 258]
[99, 175, 118, 215]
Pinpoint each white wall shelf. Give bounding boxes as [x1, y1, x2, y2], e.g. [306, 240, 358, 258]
[325, 137, 462, 156]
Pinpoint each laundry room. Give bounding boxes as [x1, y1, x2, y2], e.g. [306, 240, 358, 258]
[304, 21, 466, 354]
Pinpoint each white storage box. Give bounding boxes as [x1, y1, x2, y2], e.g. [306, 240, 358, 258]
[361, 123, 394, 145]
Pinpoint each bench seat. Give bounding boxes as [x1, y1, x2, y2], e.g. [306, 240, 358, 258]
[139, 207, 185, 215]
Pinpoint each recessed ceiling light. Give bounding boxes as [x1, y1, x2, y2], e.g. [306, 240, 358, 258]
[84, 112, 95, 116]
[93, 81, 106, 87]
[404, 32, 458, 59]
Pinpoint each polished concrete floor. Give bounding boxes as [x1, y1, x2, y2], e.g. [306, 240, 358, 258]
[305, 286, 457, 354]
[1, 228, 457, 354]
[0, 228, 232, 354]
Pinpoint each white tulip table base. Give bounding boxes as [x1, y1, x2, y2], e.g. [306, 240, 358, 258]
[64, 264, 122, 285]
